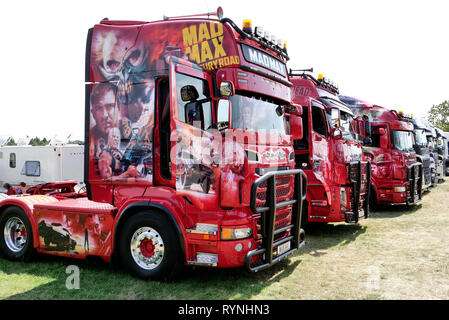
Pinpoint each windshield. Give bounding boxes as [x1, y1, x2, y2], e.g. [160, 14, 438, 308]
[414, 129, 427, 146]
[320, 97, 360, 142]
[392, 130, 414, 152]
[340, 112, 359, 141]
[230, 94, 287, 134]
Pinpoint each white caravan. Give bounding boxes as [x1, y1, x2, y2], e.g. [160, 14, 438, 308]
[0, 143, 84, 189]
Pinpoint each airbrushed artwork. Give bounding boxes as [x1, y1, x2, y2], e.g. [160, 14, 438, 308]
[88, 21, 241, 193]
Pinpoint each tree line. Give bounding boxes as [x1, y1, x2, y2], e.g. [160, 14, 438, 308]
[6, 137, 84, 146]
[428, 100, 449, 131]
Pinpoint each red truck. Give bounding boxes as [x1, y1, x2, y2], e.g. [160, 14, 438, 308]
[338, 96, 423, 207]
[287, 71, 370, 225]
[0, 9, 307, 280]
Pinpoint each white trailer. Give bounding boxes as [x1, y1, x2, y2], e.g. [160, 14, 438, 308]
[0, 144, 84, 189]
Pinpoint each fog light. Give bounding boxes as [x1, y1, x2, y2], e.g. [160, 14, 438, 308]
[235, 243, 243, 252]
[197, 252, 218, 265]
[394, 186, 406, 192]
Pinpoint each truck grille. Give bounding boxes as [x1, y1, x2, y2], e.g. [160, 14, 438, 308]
[346, 161, 371, 222]
[254, 175, 293, 241]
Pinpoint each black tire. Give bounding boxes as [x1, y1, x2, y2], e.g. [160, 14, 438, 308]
[368, 184, 378, 211]
[118, 210, 183, 281]
[300, 200, 309, 230]
[0, 206, 34, 261]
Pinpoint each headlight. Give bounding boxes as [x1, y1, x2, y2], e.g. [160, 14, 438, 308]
[221, 227, 252, 240]
[393, 186, 406, 192]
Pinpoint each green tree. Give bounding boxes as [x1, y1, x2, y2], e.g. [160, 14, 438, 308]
[428, 100, 449, 131]
[6, 137, 16, 146]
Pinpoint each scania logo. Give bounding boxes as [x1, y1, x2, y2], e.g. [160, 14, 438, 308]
[264, 150, 286, 161]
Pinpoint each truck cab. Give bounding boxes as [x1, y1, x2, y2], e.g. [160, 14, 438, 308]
[442, 131, 449, 176]
[0, 9, 306, 280]
[435, 128, 447, 181]
[339, 96, 423, 207]
[422, 121, 441, 186]
[410, 117, 432, 191]
[288, 72, 370, 225]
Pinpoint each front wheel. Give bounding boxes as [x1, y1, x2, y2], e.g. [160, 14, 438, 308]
[0, 206, 34, 261]
[118, 211, 183, 281]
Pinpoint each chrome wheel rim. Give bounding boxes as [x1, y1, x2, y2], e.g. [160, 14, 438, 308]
[130, 227, 164, 270]
[4, 217, 27, 252]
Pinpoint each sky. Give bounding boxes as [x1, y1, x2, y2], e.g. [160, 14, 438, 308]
[0, 0, 448, 141]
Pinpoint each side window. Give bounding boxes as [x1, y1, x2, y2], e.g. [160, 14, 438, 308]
[21, 161, 40, 176]
[340, 111, 357, 141]
[176, 73, 212, 130]
[311, 104, 328, 137]
[9, 153, 16, 168]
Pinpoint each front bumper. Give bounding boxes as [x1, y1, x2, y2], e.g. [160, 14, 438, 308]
[377, 163, 423, 205]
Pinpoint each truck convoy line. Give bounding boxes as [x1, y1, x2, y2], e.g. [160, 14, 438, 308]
[339, 96, 424, 207]
[288, 72, 370, 225]
[0, 8, 446, 281]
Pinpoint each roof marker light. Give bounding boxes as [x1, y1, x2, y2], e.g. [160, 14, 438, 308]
[242, 19, 252, 34]
[318, 73, 324, 80]
[264, 30, 271, 42]
[277, 38, 283, 48]
[255, 26, 264, 37]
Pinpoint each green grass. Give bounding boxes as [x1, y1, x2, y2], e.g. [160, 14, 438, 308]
[1, 181, 449, 300]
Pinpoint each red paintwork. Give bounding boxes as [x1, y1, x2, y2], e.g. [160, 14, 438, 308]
[345, 97, 417, 205]
[289, 76, 368, 223]
[0, 16, 301, 270]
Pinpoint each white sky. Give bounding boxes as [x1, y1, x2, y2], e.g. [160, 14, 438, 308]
[1, 0, 448, 141]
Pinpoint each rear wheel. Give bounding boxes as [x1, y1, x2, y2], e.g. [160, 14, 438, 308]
[0, 206, 34, 261]
[118, 211, 183, 281]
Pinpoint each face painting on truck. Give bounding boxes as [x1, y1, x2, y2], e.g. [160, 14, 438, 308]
[88, 21, 240, 187]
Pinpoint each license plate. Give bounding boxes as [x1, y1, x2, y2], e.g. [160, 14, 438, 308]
[277, 242, 291, 255]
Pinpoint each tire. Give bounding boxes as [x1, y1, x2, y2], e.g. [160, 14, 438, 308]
[368, 184, 378, 211]
[300, 200, 309, 230]
[0, 206, 34, 261]
[118, 210, 183, 281]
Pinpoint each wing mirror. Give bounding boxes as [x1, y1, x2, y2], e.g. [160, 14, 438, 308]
[289, 114, 303, 140]
[332, 127, 343, 140]
[220, 81, 235, 97]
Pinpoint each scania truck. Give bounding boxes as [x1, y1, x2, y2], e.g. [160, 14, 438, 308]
[0, 9, 306, 280]
[288, 72, 370, 225]
[339, 96, 423, 208]
[409, 116, 432, 191]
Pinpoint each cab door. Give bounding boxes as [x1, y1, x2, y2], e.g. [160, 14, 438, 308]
[153, 57, 215, 194]
[309, 99, 332, 203]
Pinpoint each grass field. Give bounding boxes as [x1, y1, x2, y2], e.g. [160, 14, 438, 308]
[1, 181, 449, 300]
